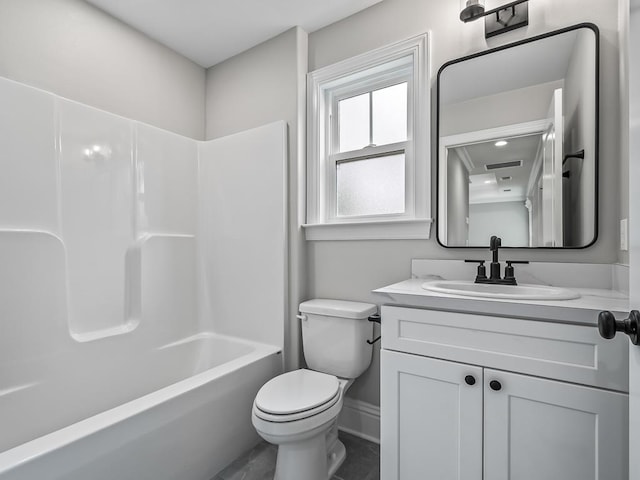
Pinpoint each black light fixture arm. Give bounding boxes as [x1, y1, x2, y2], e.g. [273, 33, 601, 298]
[461, 0, 529, 23]
[484, 0, 529, 19]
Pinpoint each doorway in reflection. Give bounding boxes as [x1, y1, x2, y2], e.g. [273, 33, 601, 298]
[445, 117, 587, 248]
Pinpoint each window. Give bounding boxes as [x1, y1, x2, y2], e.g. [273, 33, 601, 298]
[335, 82, 408, 218]
[305, 34, 432, 240]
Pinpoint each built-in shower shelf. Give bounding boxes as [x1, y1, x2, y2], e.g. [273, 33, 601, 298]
[70, 320, 140, 342]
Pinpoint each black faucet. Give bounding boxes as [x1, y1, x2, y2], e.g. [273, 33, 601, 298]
[489, 235, 502, 281]
[465, 236, 529, 285]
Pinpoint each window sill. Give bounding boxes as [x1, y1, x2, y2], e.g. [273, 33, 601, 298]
[302, 218, 433, 241]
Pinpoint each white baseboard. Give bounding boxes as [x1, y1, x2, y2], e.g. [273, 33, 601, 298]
[338, 397, 380, 444]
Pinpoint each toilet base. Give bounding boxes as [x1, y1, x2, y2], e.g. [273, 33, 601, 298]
[273, 429, 327, 480]
[327, 438, 346, 478]
[268, 420, 347, 480]
[326, 421, 346, 477]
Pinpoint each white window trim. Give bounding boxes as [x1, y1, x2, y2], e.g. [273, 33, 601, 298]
[304, 33, 432, 241]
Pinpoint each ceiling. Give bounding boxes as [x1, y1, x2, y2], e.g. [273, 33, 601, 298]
[85, 0, 384, 68]
[455, 133, 542, 204]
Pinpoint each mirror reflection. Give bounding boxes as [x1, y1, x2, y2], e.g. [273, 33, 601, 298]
[437, 25, 598, 248]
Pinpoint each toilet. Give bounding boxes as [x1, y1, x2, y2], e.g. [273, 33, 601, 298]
[251, 299, 377, 480]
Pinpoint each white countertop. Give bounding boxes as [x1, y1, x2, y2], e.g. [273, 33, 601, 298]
[373, 278, 629, 325]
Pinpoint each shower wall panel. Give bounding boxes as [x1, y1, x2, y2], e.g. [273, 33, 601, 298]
[0, 231, 68, 366]
[135, 123, 198, 341]
[0, 76, 199, 347]
[0, 77, 58, 231]
[140, 236, 198, 344]
[59, 99, 135, 339]
[135, 124, 198, 235]
[0, 77, 69, 369]
[198, 122, 287, 349]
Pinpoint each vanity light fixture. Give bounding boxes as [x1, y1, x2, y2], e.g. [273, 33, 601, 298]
[495, 140, 508, 147]
[459, 0, 485, 22]
[459, 0, 529, 38]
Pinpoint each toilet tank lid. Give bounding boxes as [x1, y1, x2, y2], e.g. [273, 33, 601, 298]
[299, 299, 377, 319]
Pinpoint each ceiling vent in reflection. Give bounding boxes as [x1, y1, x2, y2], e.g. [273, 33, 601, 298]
[485, 160, 522, 171]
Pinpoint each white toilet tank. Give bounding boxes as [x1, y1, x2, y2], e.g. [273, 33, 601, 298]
[299, 299, 377, 379]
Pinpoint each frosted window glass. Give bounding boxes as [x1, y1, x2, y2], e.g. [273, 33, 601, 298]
[337, 154, 405, 216]
[373, 83, 407, 146]
[339, 93, 370, 152]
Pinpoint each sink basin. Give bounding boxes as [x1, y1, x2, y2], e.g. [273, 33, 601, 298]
[421, 280, 581, 301]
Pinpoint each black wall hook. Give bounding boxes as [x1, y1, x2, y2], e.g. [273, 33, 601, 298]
[563, 149, 585, 165]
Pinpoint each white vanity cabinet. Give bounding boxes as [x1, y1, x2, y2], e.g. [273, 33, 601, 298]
[380, 305, 629, 480]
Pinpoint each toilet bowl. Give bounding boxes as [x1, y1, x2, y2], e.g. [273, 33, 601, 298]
[251, 299, 377, 480]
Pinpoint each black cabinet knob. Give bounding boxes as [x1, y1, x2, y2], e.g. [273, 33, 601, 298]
[465, 375, 476, 386]
[598, 310, 640, 345]
[489, 380, 502, 391]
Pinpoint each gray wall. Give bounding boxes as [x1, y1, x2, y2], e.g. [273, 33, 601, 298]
[205, 27, 309, 370]
[0, 0, 206, 139]
[307, 0, 623, 407]
[469, 201, 530, 247]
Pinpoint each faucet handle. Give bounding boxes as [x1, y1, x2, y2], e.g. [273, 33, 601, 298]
[465, 259, 487, 281]
[504, 260, 529, 283]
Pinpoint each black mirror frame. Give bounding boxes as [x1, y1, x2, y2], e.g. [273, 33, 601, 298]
[435, 22, 600, 249]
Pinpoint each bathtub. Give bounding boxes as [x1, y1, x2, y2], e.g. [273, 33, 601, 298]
[0, 333, 282, 480]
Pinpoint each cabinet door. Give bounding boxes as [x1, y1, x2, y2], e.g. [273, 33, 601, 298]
[484, 369, 628, 480]
[381, 350, 483, 480]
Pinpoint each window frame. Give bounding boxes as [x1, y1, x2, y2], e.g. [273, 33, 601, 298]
[304, 34, 432, 240]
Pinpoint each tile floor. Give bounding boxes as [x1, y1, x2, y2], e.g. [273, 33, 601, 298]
[212, 431, 380, 480]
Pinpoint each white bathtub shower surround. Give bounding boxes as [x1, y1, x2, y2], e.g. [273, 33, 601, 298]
[0, 75, 288, 479]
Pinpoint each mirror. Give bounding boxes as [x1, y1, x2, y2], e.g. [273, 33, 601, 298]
[437, 24, 599, 248]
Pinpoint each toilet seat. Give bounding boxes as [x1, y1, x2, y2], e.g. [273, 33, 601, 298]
[254, 369, 341, 422]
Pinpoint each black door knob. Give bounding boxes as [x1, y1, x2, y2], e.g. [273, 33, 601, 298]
[489, 380, 502, 391]
[465, 375, 476, 386]
[598, 310, 640, 345]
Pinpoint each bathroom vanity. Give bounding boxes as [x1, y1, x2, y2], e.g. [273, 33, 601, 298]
[375, 260, 630, 480]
